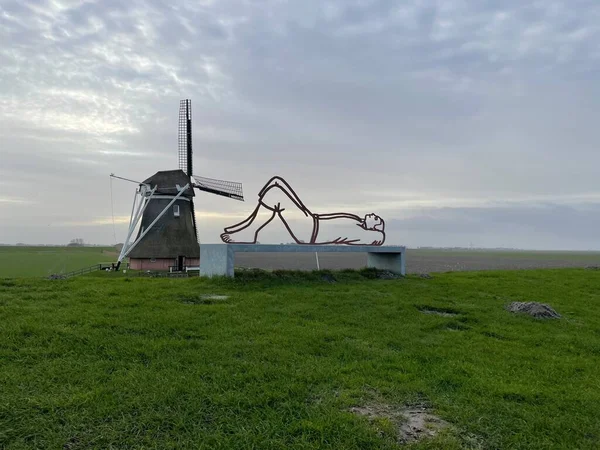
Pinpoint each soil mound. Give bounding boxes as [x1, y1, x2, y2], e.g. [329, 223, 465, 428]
[506, 301, 561, 319]
[350, 402, 449, 445]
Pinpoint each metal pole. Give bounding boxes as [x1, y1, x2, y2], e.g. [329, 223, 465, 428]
[120, 189, 140, 257]
[315, 252, 320, 271]
[118, 186, 157, 263]
[118, 191, 141, 263]
[110, 173, 149, 186]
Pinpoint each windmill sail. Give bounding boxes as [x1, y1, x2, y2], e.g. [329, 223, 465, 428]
[190, 197, 199, 243]
[179, 99, 197, 240]
[178, 99, 193, 177]
[193, 175, 244, 201]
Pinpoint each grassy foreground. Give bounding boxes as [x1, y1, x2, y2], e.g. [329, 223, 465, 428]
[1, 269, 599, 449]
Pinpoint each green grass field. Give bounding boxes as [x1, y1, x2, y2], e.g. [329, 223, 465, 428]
[0, 246, 116, 278]
[1, 269, 599, 449]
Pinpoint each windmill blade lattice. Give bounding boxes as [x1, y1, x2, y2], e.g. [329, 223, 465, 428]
[178, 99, 193, 176]
[193, 175, 244, 201]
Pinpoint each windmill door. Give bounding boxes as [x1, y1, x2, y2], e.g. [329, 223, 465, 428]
[177, 256, 185, 272]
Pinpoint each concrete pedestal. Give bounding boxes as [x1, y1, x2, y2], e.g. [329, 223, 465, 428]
[199, 244, 406, 278]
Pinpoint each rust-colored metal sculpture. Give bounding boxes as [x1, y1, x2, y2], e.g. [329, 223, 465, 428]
[221, 176, 385, 245]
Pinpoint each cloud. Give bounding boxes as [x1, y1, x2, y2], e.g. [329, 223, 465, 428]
[1, 0, 599, 248]
[381, 202, 600, 250]
[0, 197, 34, 205]
[56, 215, 131, 227]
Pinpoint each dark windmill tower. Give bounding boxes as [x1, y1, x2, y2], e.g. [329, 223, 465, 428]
[114, 99, 244, 271]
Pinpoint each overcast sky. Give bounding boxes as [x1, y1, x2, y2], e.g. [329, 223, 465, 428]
[1, 0, 599, 249]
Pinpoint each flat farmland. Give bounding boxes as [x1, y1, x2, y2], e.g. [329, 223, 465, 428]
[235, 249, 600, 273]
[0, 246, 117, 278]
[1, 246, 599, 278]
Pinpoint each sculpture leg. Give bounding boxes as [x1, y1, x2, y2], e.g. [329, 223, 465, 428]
[221, 183, 315, 244]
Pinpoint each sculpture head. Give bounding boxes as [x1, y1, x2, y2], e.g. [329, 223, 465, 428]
[364, 213, 385, 231]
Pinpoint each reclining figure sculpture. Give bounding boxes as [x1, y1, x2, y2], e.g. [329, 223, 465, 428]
[221, 176, 385, 246]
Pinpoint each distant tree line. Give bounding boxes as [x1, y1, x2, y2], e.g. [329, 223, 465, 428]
[67, 238, 85, 247]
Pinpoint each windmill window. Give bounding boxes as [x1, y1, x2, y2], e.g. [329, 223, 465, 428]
[173, 205, 180, 217]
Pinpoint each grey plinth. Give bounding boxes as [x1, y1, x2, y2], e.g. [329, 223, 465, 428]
[199, 244, 406, 278]
[199, 244, 236, 277]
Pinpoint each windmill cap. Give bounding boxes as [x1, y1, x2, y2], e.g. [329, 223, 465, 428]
[142, 170, 195, 197]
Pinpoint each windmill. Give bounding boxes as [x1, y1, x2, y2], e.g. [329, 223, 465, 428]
[113, 99, 244, 271]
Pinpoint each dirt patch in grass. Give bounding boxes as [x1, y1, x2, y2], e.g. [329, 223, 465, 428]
[179, 294, 229, 305]
[350, 402, 450, 445]
[417, 305, 460, 317]
[506, 301, 561, 319]
[201, 294, 229, 300]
